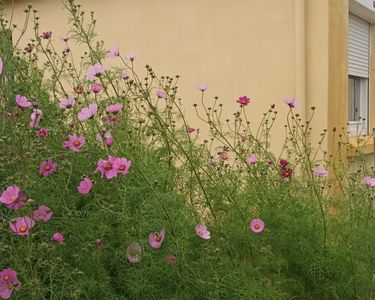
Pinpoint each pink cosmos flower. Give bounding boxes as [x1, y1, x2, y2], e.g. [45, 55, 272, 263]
[95, 239, 103, 247]
[156, 90, 167, 99]
[280, 168, 292, 179]
[77, 178, 93, 195]
[195, 224, 211, 240]
[62, 47, 70, 55]
[24, 43, 34, 53]
[77, 103, 98, 121]
[94, 156, 118, 179]
[249, 218, 265, 233]
[0, 57, 3, 75]
[198, 83, 208, 91]
[120, 71, 129, 79]
[37, 128, 48, 138]
[246, 154, 257, 164]
[0, 185, 26, 210]
[62, 134, 86, 152]
[10, 216, 35, 236]
[74, 86, 84, 94]
[279, 159, 289, 167]
[116, 157, 131, 174]
[236, 96, 250, 106]
[108, 46, 120, 59]
[53, 232, 64, 244]
[283, 97, 297, 108]
[166, 255, 176, 265]
[29, 109, 43, 128]
[90, 83, 102, 93]
[40, 31, 52, 39]
[127, 242, 142, 263]
[187, 127, 196, 133]
[96, 132, 113, 146]
[106, 103, 123, 113]
[0, 268, 20, 300]
[148, 229, 165, 249]
[313, 166, 328, 177]
[218, 152, 229, 161]
[32, 205, 52, 222]
[86, 63, 105, 80]
[59, 97, 75, 109]
[124, 52, 138, 61]
[364, 176, 375, 187]
[15, 95, 32, 108]
[39, 159, 57, 176]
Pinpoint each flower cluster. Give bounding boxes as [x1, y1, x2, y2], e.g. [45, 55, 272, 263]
[279, 159, 292, 180]
[95, 156, 132, 179]
[0, 268, 20, 299]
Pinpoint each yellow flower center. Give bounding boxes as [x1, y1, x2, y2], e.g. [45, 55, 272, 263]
[45, 165, 51, 171]
[254, 224, 260, 229]
[104, 162, 112, 170]
[73, 140, 81, 146]
[7, 283, 13, 290]
[39, 214, 45, 220]
[155, 234, 161, 242]
[10, 194, 16, 201]
[118, 165, 125, 171]
[19, 226, 27, 233]
[3, 275, 9, 281]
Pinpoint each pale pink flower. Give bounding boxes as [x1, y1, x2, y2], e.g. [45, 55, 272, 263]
[39, 159, 57, 176]
[29, 109, 43, 128]
[62, 134, 86, 152]
[96, 132, 113, 146]
[32, 205, 52, 222]
[249, 219, 265, 233]
[77, 178, 93, 195]
[148, 229, 165, 249]
[124, 52, 138, 61]
[236, 96, 250, 106]
[0, 185, 26, 210]
[364, 176, 375, 187]
[156, 90, 167, 99]
[62, 47, 70, 55]
[127, 242, 142, 263]
[0, 268, 20, 299]
[116, 157, 131, 174]
[94, 156, 118, 179]
[59, 97, 75, 109]
[283, 97, 297, 108]
[187, 127, 196, 133]
[106, 103, 123, 113]
[313, 166, 328, 177]
[0, 57, 3, 75]
[86, 63, 105, 80]
[77, 103, 98, 121]
[166, 255, 176, 265]
[95, 239, 103, 247]
[120, 71, 129, 79]
[108, 46, 120, 59]
[198, 83, 208, 91]
[53, 232, 64, 244]
[90, 83, 102, 93]
[15, 95, 32, 108]
[195, 224, 211, 240]
[10, 216, 35, 236]
[246, 154, 257, 164]
[61, 35, 69, 42]
[37, 128, 48, 138]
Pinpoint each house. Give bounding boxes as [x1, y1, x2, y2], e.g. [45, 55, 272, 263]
[2, 0, 374, 165]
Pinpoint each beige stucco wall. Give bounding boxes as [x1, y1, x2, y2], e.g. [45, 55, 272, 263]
[3, 0, 362, 160]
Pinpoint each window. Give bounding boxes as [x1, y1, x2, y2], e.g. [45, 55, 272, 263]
[348, 13, 370, 135]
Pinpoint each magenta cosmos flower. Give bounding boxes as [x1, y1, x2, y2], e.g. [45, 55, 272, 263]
[39, 159, 57, 176]
[116, 157, 131, 174]
[77, 178, 93, 195]
[59, 97, 75, 109]
[62, 134, 86, 152]
[29, 109, 43, 128]
[40, 31, 52, 39]
[33, 205, 52, 222]
[283, 97, 297, 108]
[90, 83, 102, 93]
[96, 132, 113, 147]
[313, 166, 328, 177]
[10, 216, 35, 236]
[198, 83, 208, 91]
[106, 103, 123, 113]
[280, 168, 292, 179]
[246, 154, 257, 164]
[15, 95, 32, 108]
[166, 255, 176, 265]
[77, 103, 98, 121]
[195, 224, 211, 240]
[0, 185, 26, 210]
[37, 128, 48, 138]
[94, 156, 119, 179]
[0, 268, 20, 300]
[127, 242, 142, 263]
[86, 63, 105, 80]
[236, 96, 250, 106]
[124, 52, 138, 61]
[249, 219, 265, 233]
[148, 229, 165, 249]
[53, 232, 64, 244]
[0, 57, 3, 75]
[156, 90, 167, 99]
[364, 176, 375, 187]
[187, 127, 196, 133]
[108, 46, 120, 59]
